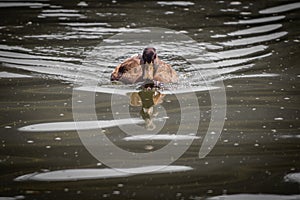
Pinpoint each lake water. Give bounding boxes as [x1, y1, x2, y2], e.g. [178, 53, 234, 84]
[0, 0, 299, 199]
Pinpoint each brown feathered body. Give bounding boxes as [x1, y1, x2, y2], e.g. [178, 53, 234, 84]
[111, 54, 178, 84]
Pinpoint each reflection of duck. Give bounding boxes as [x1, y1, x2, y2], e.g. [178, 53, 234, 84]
[129, 88, 165, 130]
[111, 47, 178, 84]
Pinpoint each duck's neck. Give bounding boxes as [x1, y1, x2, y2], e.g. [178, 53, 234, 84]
[142, 62, 155, 80]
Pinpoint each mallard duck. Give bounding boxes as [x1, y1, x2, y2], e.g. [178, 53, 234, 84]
[111, 47, 178, 84]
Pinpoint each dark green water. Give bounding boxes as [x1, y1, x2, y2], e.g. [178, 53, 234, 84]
[0, 0, 299, 199]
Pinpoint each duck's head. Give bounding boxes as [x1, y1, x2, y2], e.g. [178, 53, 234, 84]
[141, 47, 158, 81]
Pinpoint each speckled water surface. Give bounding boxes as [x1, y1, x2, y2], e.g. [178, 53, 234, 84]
[0, 0, 299, 200]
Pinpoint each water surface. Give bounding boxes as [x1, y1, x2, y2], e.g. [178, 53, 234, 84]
[0, 0, 299, 199]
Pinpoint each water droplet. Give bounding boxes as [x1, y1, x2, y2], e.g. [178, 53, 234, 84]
[274, 117, 283, 121]
[144, 145, 154, 150]
[77, 1, 88, 6]
[230, 1, 241, 5]
[112, 190, 120, 195]
[207, 189, 213, 194]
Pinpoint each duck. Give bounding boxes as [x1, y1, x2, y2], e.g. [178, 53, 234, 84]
[111, 47, 178, 85]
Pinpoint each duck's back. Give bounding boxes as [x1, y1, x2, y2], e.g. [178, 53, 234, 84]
[111, 55, 143, 84]
[154, 59, 178, 83]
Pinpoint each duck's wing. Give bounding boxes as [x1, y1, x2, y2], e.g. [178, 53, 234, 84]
[154, 59, 178, 83]
[111, 55, 143, 84]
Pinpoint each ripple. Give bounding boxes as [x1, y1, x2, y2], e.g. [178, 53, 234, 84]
[38, 8, 86, 19]
[220, 32, 287, 46]
[203, 45, 268, 60]
[96, 12, 126, 17]
[206, 194, 300, 200]
[0, 2, 49, 8]
[18, 118, 144, 132]
[259, 2, 300, 14]
[276, 134, 300, 139]
[220, 8, 239, 13]
[227, 24, 282, 36]
[0, 49, 102, 82]
[14, 165, 193, 181]
[0, 50, 80, 62]
[25, 33, 104, 40]
[38, 13, 86, 18]
[284, 172, 300, 183]
[60, 22, 111, 27]
[75, 85, 219, 95]
[75, 86, 136, 95]
[123, 134, 200, 141]
[0, 44, 32, 52]
[0, 71, 32, 78]
[186, 53, 271, 70]
[225, 15, 285, 25]
[41, 9, 79, 13]
[228, 73, 279, 79]
[202, 64, 254, 77]
[70, 27, 151, 33]
[157, 1, 195, 6]
[0, 196, 25, 200]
